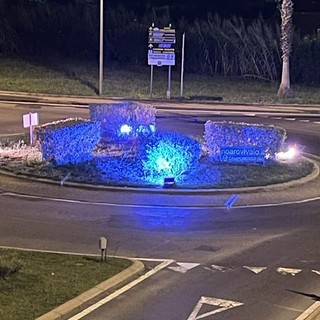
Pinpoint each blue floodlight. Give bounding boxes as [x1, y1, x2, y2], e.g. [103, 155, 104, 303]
[156, 157, 171, 170]
[120, 124, 132, 134]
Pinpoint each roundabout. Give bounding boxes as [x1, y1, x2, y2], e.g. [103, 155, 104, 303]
[0, 96, 319, 320]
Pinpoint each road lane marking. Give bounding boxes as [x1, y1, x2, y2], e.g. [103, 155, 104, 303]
[1, 191, 320, 210]
[68, 259, 174, 320]
[311, 269, 320, 276]
[273, 304, 304, 312]
[243, 266, 267, 274]
[295, 301, 320, 320]
[208, 264, 235, 272]
[168, 262, 200, 273]
[277, 267, 302, 276]
[187, 296, 244, 320]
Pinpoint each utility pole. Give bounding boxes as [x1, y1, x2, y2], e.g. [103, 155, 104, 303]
[99, 0, 104, 95]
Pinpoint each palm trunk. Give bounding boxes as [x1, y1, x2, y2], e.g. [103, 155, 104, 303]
[277, 0, 294, 98]
[278, 56, 291, 97]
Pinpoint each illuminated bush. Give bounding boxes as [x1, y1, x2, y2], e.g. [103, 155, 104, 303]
[89, 101, 156, 144]
[204, 121, 286, 161]
[140, 131, 201, 184]
[35, 118, 100, 165]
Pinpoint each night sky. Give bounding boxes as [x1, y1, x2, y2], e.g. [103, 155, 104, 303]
[107, 0, 320, 19]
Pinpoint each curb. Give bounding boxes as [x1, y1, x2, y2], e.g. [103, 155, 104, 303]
[36, 259, 145, 320]
[0, 157, 318, 195]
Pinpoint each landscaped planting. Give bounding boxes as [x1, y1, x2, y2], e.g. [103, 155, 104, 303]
[204, 121, 287, 160]
[35, 118, 100, 165]
[0, 104, 314, 188]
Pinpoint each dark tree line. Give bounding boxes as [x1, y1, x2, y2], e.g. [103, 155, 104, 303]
[0, 1, 319, 84]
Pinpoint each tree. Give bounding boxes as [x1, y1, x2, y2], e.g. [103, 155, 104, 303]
[277, 0, 294, 98]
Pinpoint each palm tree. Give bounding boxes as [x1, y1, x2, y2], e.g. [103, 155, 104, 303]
[277, 0, 294, 98]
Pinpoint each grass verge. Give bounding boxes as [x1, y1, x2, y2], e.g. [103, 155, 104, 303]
[0, 56, 320, 104]
[0, 248, 132, 320]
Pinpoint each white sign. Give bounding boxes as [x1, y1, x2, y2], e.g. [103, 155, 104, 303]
[187, 296, 244, 320]
[148, 52, 175, 66]
[23, 112, 39, 128]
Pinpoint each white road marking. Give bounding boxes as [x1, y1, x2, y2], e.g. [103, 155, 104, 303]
[295, 301, 320, 320]
[299, 120, 310, 123]
[315, 122, 320, 125]
[271, 117, 282, 120]
[244, 113, 256, 117]
[2, 191, 320, 210]
[168, 262, 200, 273]
[68, 259, 174, 320]
[311, 269, 320, 276]
[209, 264, 235, 272]
[187, 296, 244, 320]
[243, 266, 267, 274]
[277, 267, 302, 276]
[284, 118, 296, 121]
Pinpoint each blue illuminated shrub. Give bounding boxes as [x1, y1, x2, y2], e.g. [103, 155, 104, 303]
[89, 101, 156, 144]
[139, 131, 201, 184]
[204, 121, 286, 161]
[95, 155, 145, 185]
[35, 119, 100, 165]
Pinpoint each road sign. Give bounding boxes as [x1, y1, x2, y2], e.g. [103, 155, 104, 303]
[148, 52, 175, 66]
[148, 24, 176, 66]
[23, 112, 39, 128]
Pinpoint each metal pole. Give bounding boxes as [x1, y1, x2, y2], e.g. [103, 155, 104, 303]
[150, 65, 154, 99]
[29, 113, 33, 145]
[180, 33, 185, 99]
[167, 65, 171, 99]
[99, 0, 104, 96]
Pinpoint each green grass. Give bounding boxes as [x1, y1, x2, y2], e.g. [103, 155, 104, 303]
[0, 56, 320, 104]
[0, 248, 132, 320]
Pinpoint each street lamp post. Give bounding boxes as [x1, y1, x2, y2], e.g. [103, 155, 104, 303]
[99, 0, 104, 96]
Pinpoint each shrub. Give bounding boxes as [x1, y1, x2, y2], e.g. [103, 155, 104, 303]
[139, 131, 201, 184]
[89, 101, 156, 153]
[35, 118, 100, 165]
[204, 121, 286, 161]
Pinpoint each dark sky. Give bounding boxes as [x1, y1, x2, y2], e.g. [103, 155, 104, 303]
[107, 0, 320, 19]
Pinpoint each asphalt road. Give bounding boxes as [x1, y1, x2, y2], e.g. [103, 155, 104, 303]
[0, 100, 319, 320]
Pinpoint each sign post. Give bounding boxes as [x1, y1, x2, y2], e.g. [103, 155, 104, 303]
[148, 24, 176, 99]
[23, 112, 39, 145]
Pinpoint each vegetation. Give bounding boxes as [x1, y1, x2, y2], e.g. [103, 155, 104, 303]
[0, 248, 132, 320]
[0, 2, 319, 86]
[1, 57, 320, 104]
[0, 140, 315, 189]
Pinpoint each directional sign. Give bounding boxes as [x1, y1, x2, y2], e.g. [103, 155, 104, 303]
[148, 52, 175, 66]
[187, 296, 244, 320]
[148, 24, 176, 66]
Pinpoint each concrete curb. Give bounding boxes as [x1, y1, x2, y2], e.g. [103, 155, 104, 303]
[0, 149, 319, 195]
[36, 259, 145, 320]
